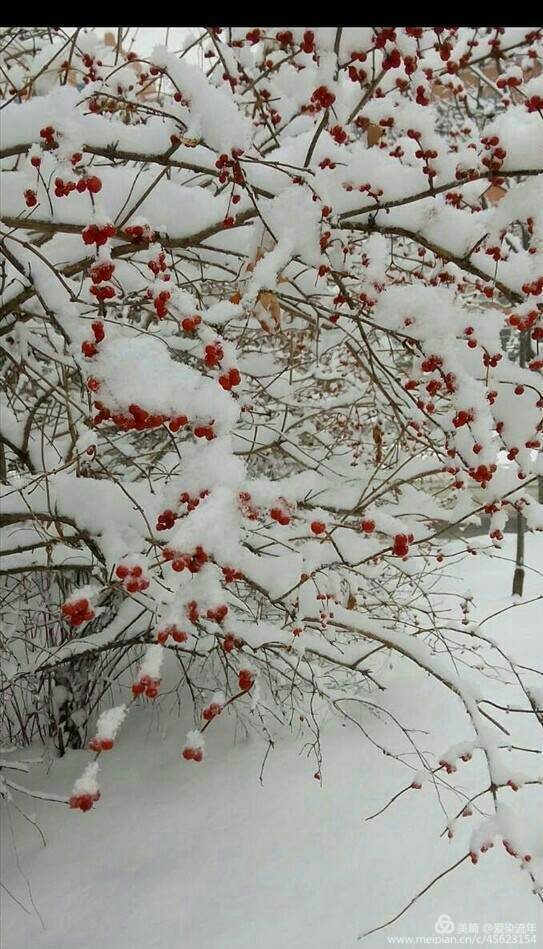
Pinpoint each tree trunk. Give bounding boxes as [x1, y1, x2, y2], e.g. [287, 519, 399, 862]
[512, 509, 525, 597]
[512, 321, 528, 598]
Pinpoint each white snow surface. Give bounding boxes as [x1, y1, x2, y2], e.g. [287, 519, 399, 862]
[2, 534, 542, 948]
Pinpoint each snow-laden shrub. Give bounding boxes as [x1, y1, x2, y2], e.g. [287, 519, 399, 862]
[1, 25, 542, 922]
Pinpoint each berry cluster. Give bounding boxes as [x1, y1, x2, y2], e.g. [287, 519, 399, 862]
[115, 563, 150, 593]
[148, 250, 167, 276]
[62, 597, 95, 627]
[186, 600, 199, 624]
[93, 401, 187, 433]
[348, 64, 368, 83]
[469, 463, 497, 488]
[270, 499, 292, 525]
[310, 85, 335, 110]
[81, 320, 105, 358]
[508, 309, 539, 332]
[169, 414, 189, 433]
[88, 736, 114, 752]
[392, 533, 413, 557]
[81, 52, 102, 82]
[82, 223, 116, 247]
[182, 745, 203, 761]
[131, 674, 160, 699]
[238, 667, 255, 691]
[55, 175, 101, 197]
[301, 30, 315, 54]
[193, 423, 215, 440]
[40, 125, 56, 146]
[204, 342, 224, 368]
[153, 289, 171, 319]
[202, 699, 224, 721]
[179, 489, 209, 512]
[452, 409, 474, 429]
[156, 509, 176, 531]
[90, 283, 115, 303]
[496, 72, 522, 90]
[181, 314, 202, 334]
[222, 634, 244, 652]
[214, 150, 244, 188]
[415, 85, 430, 106]
[276, 30, 294, 46]
[521, 276, 543, 296]
[482, 351, 502, 369]
[239, 491, 259, 521]
[156, 624, 188, 645]
[163, 544, 208, 573]
[481, 136, 507, 175]
[526, 95, 543, 113]
[382, 48, 402, 70]
[421, 355, 443, 372]
[206, 604, 228, 623]
[125, 223, 155, 243]
[69, 790, 100, 812]
[218, 367, 241, 390]
[329, 124, 347, 144]
[245, 28, 261, 45]
[90, 261, 115, 284]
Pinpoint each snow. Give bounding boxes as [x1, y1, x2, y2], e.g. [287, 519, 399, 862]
[70, 761, 99, 798]
[138, 644, 164, 681]
[2, 23, 543, 949]
[95, 706, 127, 741]
[2, 534, 542, 948]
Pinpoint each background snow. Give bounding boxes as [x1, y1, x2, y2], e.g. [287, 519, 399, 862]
[2, 534, 542, 949]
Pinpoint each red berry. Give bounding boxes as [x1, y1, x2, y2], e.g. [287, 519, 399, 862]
[70, 793, 94, 812]
[85, 175, 102, 194]
[92, 320, 105, 342]
[238, 669, 254, 691]
[81, 341, 97, 358]
[392, 534, 409, 557]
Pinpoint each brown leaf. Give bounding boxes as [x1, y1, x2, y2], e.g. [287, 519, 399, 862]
[367, 122, 384, 147]
[258, 291, 281, 330]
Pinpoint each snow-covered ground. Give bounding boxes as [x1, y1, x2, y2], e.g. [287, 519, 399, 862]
[2, 534, 542, 949]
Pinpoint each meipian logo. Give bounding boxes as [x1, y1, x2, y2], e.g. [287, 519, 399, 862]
[434, 915, 455, 935]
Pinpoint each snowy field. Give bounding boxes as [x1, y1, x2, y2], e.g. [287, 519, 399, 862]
[2, 534, 542, 949]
